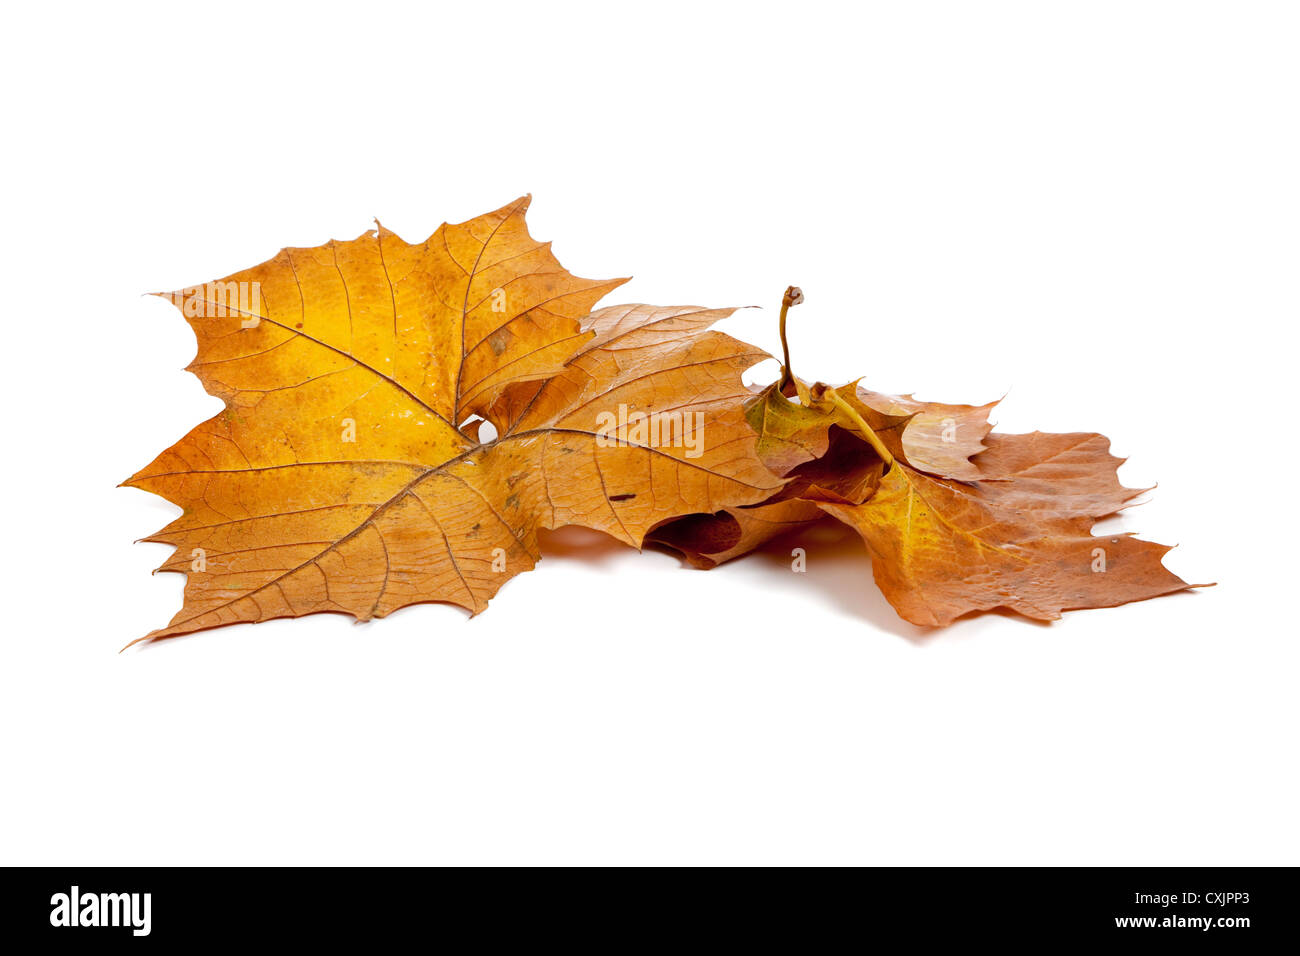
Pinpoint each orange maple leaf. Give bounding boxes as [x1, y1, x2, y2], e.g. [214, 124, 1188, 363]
[125, 199, 781, 643]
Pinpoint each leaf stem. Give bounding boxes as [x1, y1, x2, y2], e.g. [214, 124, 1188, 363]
[777, 285, 804, 391]
[823, 386, 895, 469]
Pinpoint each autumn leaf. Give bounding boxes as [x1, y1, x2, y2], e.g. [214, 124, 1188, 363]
[818, 431, 1197, 626]
[850, 388, 997, 480]
[743, 381, 836, 475]
[125, 199, 781, 643]
[655, 287, 1201, 624]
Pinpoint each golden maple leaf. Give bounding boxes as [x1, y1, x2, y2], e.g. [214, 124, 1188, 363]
[125, 199, 781, 643]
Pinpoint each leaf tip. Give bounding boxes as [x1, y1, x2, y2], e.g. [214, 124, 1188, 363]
[500, 193, 532, 218]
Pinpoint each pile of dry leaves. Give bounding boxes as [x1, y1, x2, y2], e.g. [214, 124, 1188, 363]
[124, 198, 1201, 645]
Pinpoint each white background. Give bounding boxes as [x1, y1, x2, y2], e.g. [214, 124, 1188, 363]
[1, 1, 1296, 865]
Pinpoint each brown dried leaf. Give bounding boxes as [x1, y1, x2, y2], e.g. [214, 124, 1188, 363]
[818, 432, 1197, 625]
[852, 388, 998, 480]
